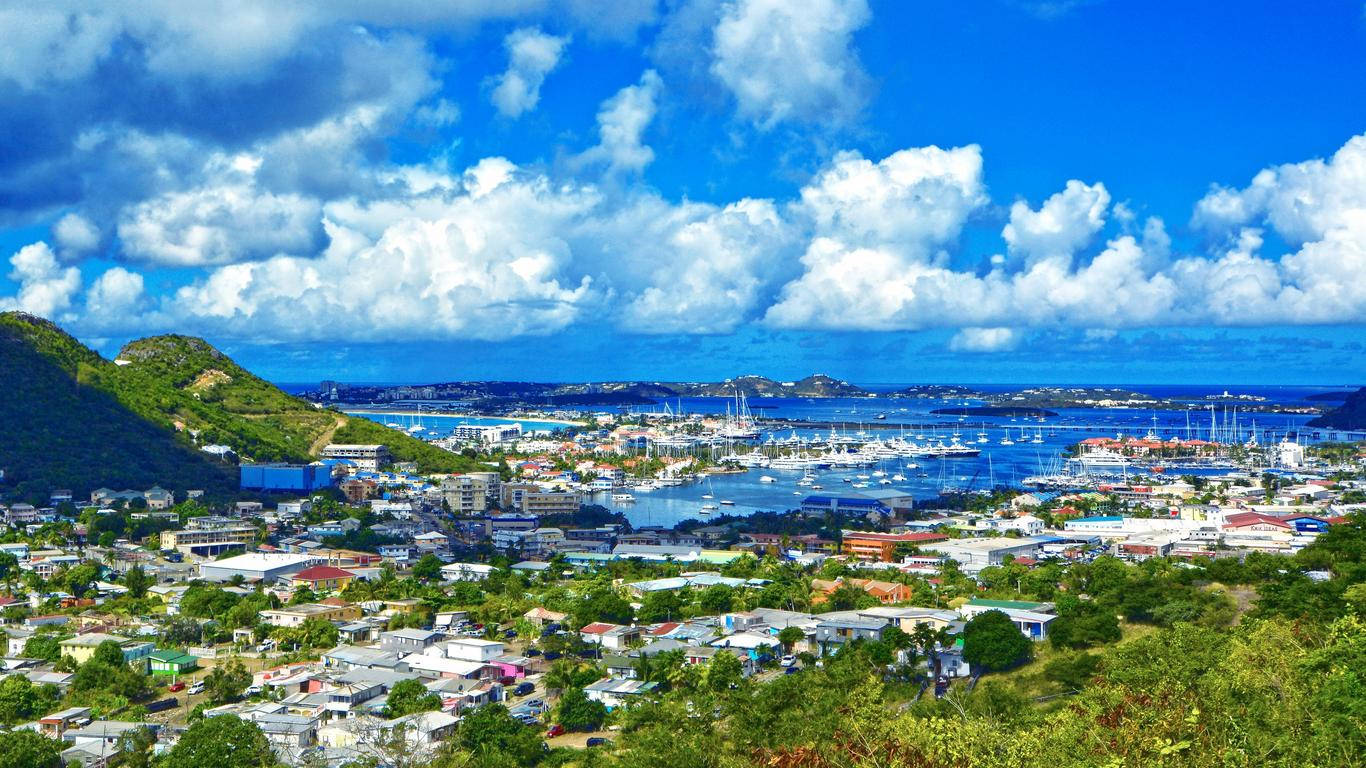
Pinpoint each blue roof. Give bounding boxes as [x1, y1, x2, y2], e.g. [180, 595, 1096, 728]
[803, 495, 886, 507]
[1071, 515, 1123, 523]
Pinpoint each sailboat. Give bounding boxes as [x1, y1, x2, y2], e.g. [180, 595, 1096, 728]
[1000, 431, 1014, 446]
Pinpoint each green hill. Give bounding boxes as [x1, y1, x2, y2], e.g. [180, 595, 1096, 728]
[0, 313, 487, 502]
[1307, 386, 1366, 430]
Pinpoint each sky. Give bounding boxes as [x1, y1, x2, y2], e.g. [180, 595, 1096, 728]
[2, 0, 1365, 386]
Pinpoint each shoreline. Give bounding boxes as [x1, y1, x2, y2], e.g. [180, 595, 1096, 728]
[342, 409, 587, 427]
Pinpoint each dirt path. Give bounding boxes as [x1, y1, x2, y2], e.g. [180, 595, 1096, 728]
[309, 413, 348, 456]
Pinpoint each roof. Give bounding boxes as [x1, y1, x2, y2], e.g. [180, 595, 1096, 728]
[967, 598, 1051, 611]
[579, 622, 617, 634]
[293, 565, 357, 581]
[201, 553, 317, 571]
[843, 531, 947, 543]
[148, 649, 197, 664]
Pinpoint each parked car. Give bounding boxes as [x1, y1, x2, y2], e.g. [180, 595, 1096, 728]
[524, 698, 545, 712]
[784, 667, 799, 675]
[498, 676, 516, 687]
[504, 629, 518, 639]
[525, 648, 542, 657]
[513, 682, 535, 696]
[586, 738, 612, 748]
[543, 651, 562, 661]
[780, 655, 796, 667]
[188, 681, 205, 695]
[546, 724, 565, 738]
[168, 682, 185, 692]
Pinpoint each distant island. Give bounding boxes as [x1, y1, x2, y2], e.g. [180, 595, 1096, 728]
[1307, 387, 1366, 430]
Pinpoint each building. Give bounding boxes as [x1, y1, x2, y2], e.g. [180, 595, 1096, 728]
[499, 484, 581, 516]
[959, 599, 1056, 641]
[198, 553, 321, 583]
[841, 531, 949, 562]
[289, 565, 358, 592]
[148, 649, 199, 676]
[450, 423, 523, 444]
[159, 518, 257, 556]
[441, 475, 492, 514]
[441, 562, 497, 582]
[259, 603, 361, 628]
[240, 463, 333, 493]
[60, 633, 155, 667]
[921, 537, 1048, 574]
[320, 444, 392, 472]
[584, 678, 659, 709]
[379, 629, 443, 655]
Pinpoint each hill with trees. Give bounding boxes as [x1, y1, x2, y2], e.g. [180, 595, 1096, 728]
[0, 312, 485, 501]
[1307, 386, 1366, 429]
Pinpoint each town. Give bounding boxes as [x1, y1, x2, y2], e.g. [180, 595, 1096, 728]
[0, 420, 1363, 767]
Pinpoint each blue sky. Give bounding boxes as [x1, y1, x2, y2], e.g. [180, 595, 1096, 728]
[2, 0, 1365, 386]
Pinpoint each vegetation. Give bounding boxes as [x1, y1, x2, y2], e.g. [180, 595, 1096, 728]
[161, 715, 278, 768]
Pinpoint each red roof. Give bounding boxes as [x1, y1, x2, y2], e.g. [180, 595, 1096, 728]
[1223, 512, 1291, 530]
[293, 565, 356, 581]
[649, 622, 681, 635]
[579, 622, 616, 634]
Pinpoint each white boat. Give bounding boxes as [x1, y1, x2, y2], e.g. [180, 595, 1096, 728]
[719, 500, 735, 506]
[1000, 431, 1014, 446]
[701, 494, 714, 499]
[758, 475, 776, 483]
[891, 473, 906, 481]
[879, 478, 892, 485]
[611, 493, 635, 503]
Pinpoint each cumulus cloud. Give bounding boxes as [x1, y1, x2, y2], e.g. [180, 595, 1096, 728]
[710, 0, 871, 128]
[490, 28, 570, 118]
[0, 242, 82, 318]
[53, 212, 101, 257]
[1002, 180, 1109, 266]
[117, 154, 326, 266]
[574, 70, 664, 176]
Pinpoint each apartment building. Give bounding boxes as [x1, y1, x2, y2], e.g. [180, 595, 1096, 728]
[320, 444, 392, 472]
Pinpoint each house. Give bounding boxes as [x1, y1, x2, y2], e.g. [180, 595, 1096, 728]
[379, 629, 443, 655]
[579, 623, 644, 650]
[810, 577, 911, 605]
[440, 562, 496, 582]
[523, 607, 568, 627]
[197, 553, 321, 583]
[61, 721, 153, 767]
[148, 649, 199, 676]
[39, 707, 93, 739]
[583, 678, 659, 709]
[289, 565, 358, 592]
[813, 616, 889, 653]
[959, 599, 1057, 641]
[259, 602, 361, 628]
[1222, 512, 1294, 533]
[59, 634, 154, 668]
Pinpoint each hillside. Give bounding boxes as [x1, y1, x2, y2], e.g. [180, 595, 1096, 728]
[1307, 386, 1366, 429]
[0, 313, 486, 501]
[0, 314, 236, 501]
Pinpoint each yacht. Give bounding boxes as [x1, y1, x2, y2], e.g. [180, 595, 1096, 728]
[891, 473, 906, 482]
[758, 475, 777, 483]
[611, 493, 635, 503]
[1000, 431, 1015, 446]
[701, 502, 719, 511]
[720, 499, 735, 506]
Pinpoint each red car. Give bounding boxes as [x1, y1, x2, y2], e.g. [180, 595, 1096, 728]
[168, 682, 186, 692]
[546, 724, 565, 738]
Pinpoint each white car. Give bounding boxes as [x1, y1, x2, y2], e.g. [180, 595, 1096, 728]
[780, 655, 796, 667]
[188, 682, 205, 695]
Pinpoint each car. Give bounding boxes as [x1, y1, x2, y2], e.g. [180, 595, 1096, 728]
[780, 654, 796, 667]
[168, 682, 185, 692]
[586, 737, 612, 748]
[546, 724, 565, 738]
[498, 676, 516, 687]
[524, 698, 545, 712]
[525, 648, 542, 657]
[188, 682, 205, 694]
[543, 651, 562, 661]
[504, 629, 518, 639]
[756, 653, 775, 665]
[513, 682, 535, 696]
[246, 685, 262, 696]
[784, 666, 799, 675]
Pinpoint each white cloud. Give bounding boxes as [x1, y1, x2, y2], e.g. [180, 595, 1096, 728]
[574, 70, 664, 176]
[1002, 180, 1109, 266]
[53, 212, 101, 257]
[949, 327, 1018, 352]
[490, 28, 570, 118]
[0, 242, 82, 318]
[117, 154, 325, 266]
[710, 0, 871, 128]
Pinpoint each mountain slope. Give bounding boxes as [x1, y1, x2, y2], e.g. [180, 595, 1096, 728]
[0, 314, 236, 501]
[0, 313, 487, 501]
[1307, 387, 1366, 430]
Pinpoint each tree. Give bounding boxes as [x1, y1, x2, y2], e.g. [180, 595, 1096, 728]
[777, 626, 804, 653]
[161, 715, 276, 768]
[698, 584, 735, 614]
[63, 562, 99, 598]
[962, 610, 1032, 673]
[412, 554, 443, 582]
[123, 564, 150, 598]
[0, 552, 18, 593]
[205, 659, 252, 704]
[0, 676, 57, 725]
[705, 650, 744, 692]
[557, 686, 608, 731]
[636, 589, 683, 624]
[22, 635, 62, 662]
[458, 703, 544, 766]
[92, 639, 127, 667]
[1049, 598, 1122, 650]
[385, 678, 441, 718]
[0, 729, 61, 768]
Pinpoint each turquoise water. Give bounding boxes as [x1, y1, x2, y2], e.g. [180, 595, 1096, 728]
[345, 410, 574, 436]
